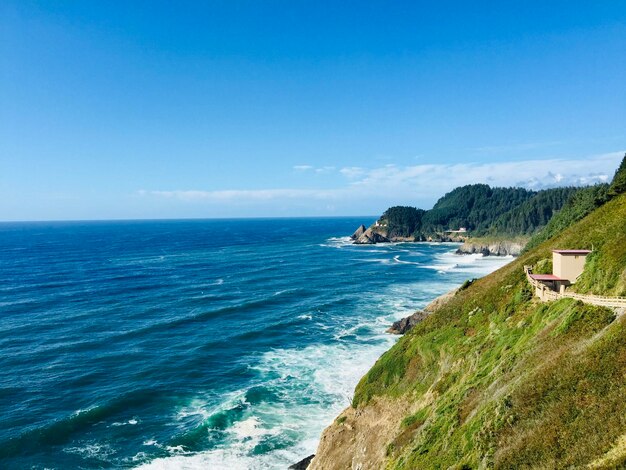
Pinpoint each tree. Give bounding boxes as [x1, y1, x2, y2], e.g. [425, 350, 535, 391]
[608, 153, 626, 197]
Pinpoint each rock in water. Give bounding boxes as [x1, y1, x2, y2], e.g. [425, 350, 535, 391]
[289, 454, 315, 469]
[387, 287, 460, 334]
[354, 228, 390, 244]
[387, 310, 428, 334]
[350, 224, 367, 240]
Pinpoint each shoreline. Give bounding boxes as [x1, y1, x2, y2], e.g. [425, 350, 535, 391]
[350, 237, 523, 257]
[292, 252, 515, 469]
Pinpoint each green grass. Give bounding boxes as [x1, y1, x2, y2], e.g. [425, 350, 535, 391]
[350, 193, 626, 468]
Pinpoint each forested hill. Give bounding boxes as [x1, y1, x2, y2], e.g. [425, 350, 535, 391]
[363, 184, 581, 242]
[424, 184, 534, 234]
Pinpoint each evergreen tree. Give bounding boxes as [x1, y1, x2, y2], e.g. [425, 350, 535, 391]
[608, 153, 626, 197]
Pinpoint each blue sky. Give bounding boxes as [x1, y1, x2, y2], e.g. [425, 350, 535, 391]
[1, 1, 625, 221]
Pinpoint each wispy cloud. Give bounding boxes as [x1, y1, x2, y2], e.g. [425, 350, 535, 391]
[339, 166, 366, 179]
[139, 188, 347, 202]
[293, 165, 336, 174]
[139, 151, 624, 213]
[341, 152, 622, 194]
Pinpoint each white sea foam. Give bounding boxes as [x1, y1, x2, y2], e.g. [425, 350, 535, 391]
[422, 252, 485, 272]
[164, 445, 188, 455]
[138, 316, 399, 469]
[111, 418, 140, 427]
[131, 451, 149, 462]
[355, 257, 395, 265]
[392, 255, 421, 265]
[176, 401, 214, 422]
[138, 450, 274, 470]
[319, 236, 353, 248]
[137, 248, 513, 470]
[71, 406, 97, 417]
[63, 442, 116, 460]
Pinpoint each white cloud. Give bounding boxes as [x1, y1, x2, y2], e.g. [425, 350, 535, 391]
[293, 165, 336, 174]
[341, 152, 622, 195]
[140, 151, 623, 212]
[339, 166, 366, 179]
[315, 166, 336, 174]
[144, 188, 347, 203]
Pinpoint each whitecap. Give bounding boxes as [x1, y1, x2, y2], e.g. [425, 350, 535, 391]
[111, 417, 140, 427]
[392, 255, 421, 265]
[164, 445, 188, 455]
[319, 236, 353, 248]
[136, 248, 513, 470]
[354, 258, 395, 265]
[63, 442, 116, 460]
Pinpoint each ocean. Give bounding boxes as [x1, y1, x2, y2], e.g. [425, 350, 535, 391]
[0, 218, 511, 469]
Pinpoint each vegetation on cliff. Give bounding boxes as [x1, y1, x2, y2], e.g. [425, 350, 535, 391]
[608, 153, 626, 197]
[523, 183, 610, 252]
[482, 186, 579, 236]
[421, 184, 533, 234]
[379, 206, 426, 239]
[315, 173, 626, 468]
[524, 152, 626, 272]
[374, 184, 583, 243]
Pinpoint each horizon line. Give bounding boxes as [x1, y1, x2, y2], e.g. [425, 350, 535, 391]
[0, 214, 381, 224]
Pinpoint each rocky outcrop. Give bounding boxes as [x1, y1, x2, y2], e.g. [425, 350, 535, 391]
[289, 454, 315, 469]
[387, 310, 428, 334]
[350, 224, 367, 240]
[456, 240, 524, 256]
[354, 228, 390, 244]
[309, 397, 421, 470]
[387, 287, 459, 334]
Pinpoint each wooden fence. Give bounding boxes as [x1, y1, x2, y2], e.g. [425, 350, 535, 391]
[523, 266, 626, 308]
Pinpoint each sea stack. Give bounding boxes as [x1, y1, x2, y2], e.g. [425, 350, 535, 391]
[350, 224, 367, 240]
[354, 228, 390, 244]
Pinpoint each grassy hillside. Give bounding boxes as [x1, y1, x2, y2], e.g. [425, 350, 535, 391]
[350, 192, 626, 468]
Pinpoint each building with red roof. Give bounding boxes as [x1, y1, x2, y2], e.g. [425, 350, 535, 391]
[528, 249, 592, 293]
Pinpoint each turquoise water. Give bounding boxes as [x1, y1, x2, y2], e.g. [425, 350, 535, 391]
[0, 218, 511, 469]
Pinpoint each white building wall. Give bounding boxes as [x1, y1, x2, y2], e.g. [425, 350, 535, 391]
[553, 253, 588, 282]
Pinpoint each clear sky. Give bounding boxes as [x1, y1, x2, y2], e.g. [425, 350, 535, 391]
[1, 1, 625, 221]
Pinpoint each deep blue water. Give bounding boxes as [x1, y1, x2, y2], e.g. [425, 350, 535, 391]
[0, 218, 510, 469]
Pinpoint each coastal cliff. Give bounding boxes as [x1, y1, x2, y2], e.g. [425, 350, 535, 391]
[309, 185, 626, 468]
[455, 239, 525, 256]
[353, 227, 390, 244]
[350, 184, 584, 248]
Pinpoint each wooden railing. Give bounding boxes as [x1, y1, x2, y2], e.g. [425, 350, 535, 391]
[524, 266, 626, 308]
